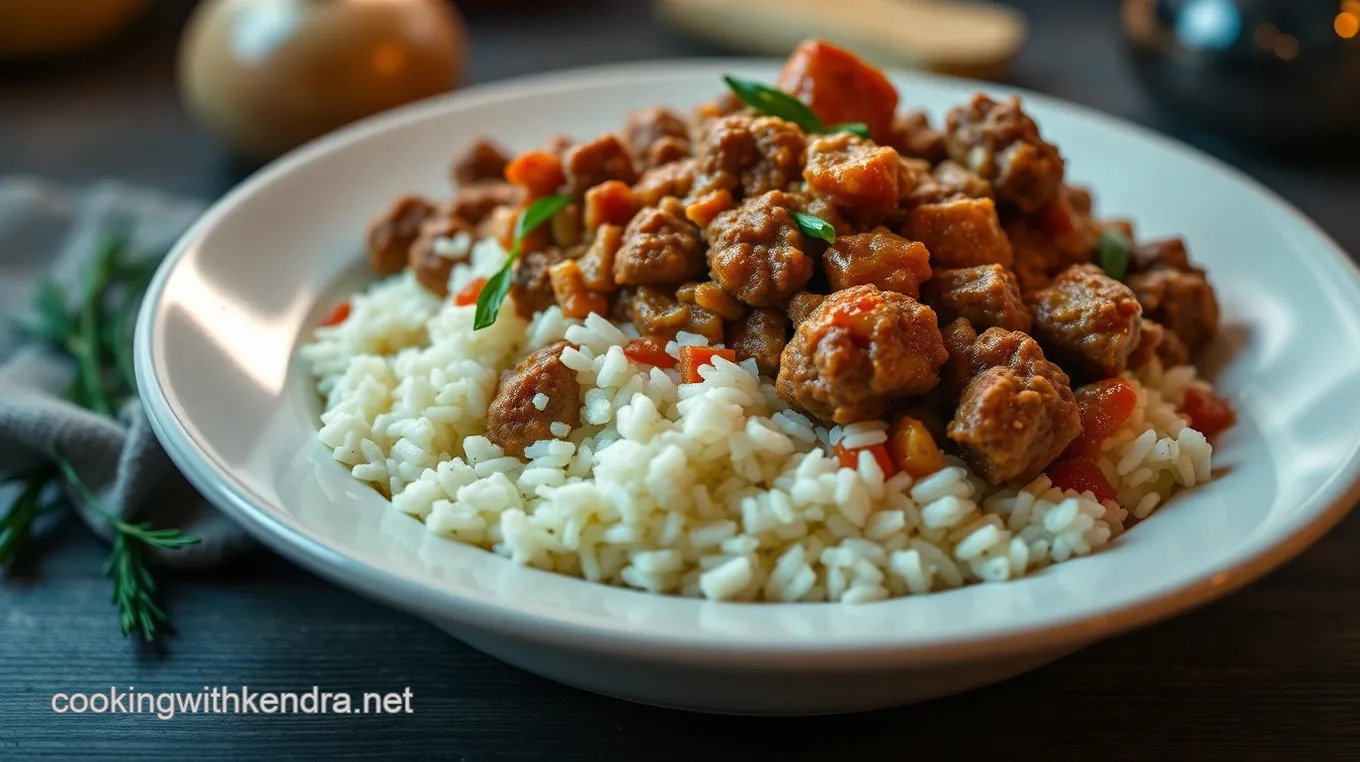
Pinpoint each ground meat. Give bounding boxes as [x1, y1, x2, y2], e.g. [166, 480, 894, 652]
[630, 285, 723, 343]
[451, 138, 509, 186]
[622, 106, 692, 169]
[692, 115, 805, 199]
[920, 264, 1032, 333]
[1130, 236, 1192, 273]
[776, 286, 947, 424]
[408, 216, 474, 297]
[902, 197, 1013, 270]
[1127, 318, 1190, 369]
[563, 135, 638, 195]
[945, 94, 1065, 214]
[485, 341, 582, 458]
[907, 160, 995, 206]
[1005, 211, 1097, 293]
[633, 159, 695, 207]
[728, 308, 788, 378]
[1124, 268, 1219, 354]
[802, 131, 902, 210]
[366, 195, 438, 275]
[786, 292, 825, 327]
[1026, 263, 1143, 378]
[613, 197, 705, 286]
[822, 228, 932, 297]
[450, 182, 521, 228]
[511, 246, 575, 319]
[706, 190, 814, 307]
[941, 320, 1082, 484]
[890, 110, 948, 163]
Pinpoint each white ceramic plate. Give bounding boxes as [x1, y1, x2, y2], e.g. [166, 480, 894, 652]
[135, 61, 1360, 715]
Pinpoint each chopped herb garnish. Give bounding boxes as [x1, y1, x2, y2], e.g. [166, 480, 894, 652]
[828, 122, 871, 140]
[793, 212, 836, 244]
[1097, 228, 1132, 282]
[722, 75, 872, 141]
[473, 194, 573, 330]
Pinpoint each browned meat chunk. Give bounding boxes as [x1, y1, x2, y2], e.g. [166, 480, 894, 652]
[776, 286, 947, 424]
[706, 191, 814, 307]
[408, 216, 474, 297]
[622, 106, 692, 169]
[945, 94, 1064, 214]
[908, 160, 995, 206]
[1125, 268, 1219, 354]
[802, 131, 901, 210]
[486, 341, 582, 458]
[450, 182, 520, 228]
[511, 246, 575, 319]
[634, 158, 695, 207]
[1027, 263, 1143, 378]
[613, 197, 704, 286]
[1127, 318, 1190, 369]
[693, 115, 805, 199]
[452, 138, 509, 186]
[1005, 189, 1100, 291]
[786, 292, 824, 327]
[676, 281, 745, 320]
[728, 308, 788, 378]
[903, 197, 1013, 270]
[942, 321, 1081, 484]
[578, 224, 622, 293]
[366, 195, 437, 275]
[1131, 237, 1192, 273]
[630, 286, 723, 343]
[890, 110, 948, 163]
[822, 228, 932, 297]
[563, 135, 638, 194]
[921, 264, 1032, 333]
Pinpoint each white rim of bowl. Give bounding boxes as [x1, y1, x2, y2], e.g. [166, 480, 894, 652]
[134, 59, 1360, 666]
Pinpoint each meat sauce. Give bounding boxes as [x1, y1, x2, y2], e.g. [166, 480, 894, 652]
[360, 38, 1229, 485]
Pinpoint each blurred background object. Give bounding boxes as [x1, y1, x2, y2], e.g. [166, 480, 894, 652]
[1123, 0, 1360, 150]
[657, 0, 1028, 79]
[0, 0, 149, 59]
[178, 0, 469, 165]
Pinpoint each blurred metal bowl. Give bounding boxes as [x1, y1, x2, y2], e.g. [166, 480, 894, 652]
[1123, 0, 1360, 148]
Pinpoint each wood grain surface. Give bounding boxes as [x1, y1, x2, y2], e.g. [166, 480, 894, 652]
[3, 1, 1359, 759]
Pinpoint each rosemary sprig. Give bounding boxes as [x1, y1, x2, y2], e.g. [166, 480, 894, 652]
[0, 468, 55, 567]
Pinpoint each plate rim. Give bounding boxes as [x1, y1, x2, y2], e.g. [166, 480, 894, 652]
[134, 58, 1360, 665]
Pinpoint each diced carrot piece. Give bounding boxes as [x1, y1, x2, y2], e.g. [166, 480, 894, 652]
[584, 180, 640, 230]
[774, 39, 899, 143]
[505, 150, 565, 198]
[1047, 459, 1116, 503]
[679, 346, 737, 383]
[684, 189, 735, 228]
[321, 301, 351, 326]
[886, 415, 944, 479]
[623, 336, 678, 369]
[548, 259, 609, 319]
[453, 277, 487, 307]
[1182, 387, 1236, 439]
[1064, 378, 1140, 459]
[835, 441, 895, 477]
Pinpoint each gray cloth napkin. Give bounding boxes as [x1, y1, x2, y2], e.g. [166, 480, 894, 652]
[0, 177, 253, 569]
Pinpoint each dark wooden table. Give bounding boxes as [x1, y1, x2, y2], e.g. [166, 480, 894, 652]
[3, 1, 1359, 759]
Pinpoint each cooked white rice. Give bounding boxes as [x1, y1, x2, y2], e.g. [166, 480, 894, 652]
[300, 237, 1216, 603]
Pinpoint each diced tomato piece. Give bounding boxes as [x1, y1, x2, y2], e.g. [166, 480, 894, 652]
[835, 441, 896, 477]
[886, 415, 944, 479]
[321, 301, 351, 327]
[1047, 459, 1116, 503]
[453, 277, 487, 307]
[678, 346, 737, 383]
[583, 180, 640, 230]
[623, 336, 678, 369]
[774, 39, 899, 143]
[1064, 378, 1140, 459]
[827, 291, 880, 329]
[505, 150, 565, 198]
[1182, 386, 1236, 438]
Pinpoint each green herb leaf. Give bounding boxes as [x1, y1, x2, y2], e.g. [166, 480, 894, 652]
[722, 75, 824, 133]
[829, 122, 871, 140]
[29, 277, 72, 342]
[473, 194, 573, 330]
[0, 469, 53, 568]
[793, 212, 836, 245]
[1097, 229, 1132, 282]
